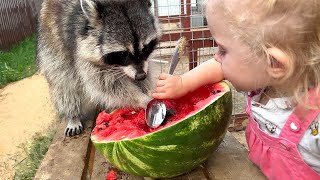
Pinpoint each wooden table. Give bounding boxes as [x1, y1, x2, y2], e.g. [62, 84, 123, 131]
[35, 120, 266, 180]
[91, 132, 266, 180]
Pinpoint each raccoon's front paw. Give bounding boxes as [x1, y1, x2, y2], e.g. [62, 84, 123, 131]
[65, 119, 83, 136]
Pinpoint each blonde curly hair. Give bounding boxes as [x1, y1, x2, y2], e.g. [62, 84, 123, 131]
[206, 0, 320, 107]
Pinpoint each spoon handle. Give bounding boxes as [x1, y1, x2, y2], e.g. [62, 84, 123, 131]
[168, 37, 187, 75]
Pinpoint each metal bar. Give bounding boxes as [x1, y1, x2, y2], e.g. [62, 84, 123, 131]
[161, 29, 212, 42]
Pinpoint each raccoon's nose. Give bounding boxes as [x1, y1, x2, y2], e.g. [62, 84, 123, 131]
[135, 72, 147, 81]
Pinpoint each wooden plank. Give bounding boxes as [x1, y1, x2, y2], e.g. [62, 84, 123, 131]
[92, 149, 208, 180]
[91, 132, 265, 180]
[205, 132, 267, 180]
[91, 149, 108, 180]
[34, 119, 95, 180]
[92, 149, 144, 180]
[169, 165, 207, 180]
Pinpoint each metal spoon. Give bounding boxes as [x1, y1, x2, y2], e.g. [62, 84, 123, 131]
[146, 37, 186, 128]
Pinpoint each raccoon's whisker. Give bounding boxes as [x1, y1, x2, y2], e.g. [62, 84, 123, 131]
[103, 68, 122, 73]
[105, 71, 124, 80]
[113, 74, 127, 82]
[88, 68, 122, 76]
[109, 69, 124, 74]
[107, 70, 124, 77]
[88, 70, 109, 76]
[113, 73, 128, 81]
[80, 0, 89, 19]
[107, 69, 122, 74]
[102, 71, 125, 81]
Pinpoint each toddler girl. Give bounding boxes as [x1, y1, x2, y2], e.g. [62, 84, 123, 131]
[153, 0, 320, 179]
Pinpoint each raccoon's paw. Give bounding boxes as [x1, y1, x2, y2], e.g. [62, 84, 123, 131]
[65, 119, 84, 137]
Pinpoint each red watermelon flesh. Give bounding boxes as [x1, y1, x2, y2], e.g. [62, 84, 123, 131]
[92, 84, 225, 141]
[106, 170, 117, 180]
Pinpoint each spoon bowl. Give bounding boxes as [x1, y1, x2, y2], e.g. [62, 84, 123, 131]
[145, 37, 187, 128]
[145, 99, 166, 128]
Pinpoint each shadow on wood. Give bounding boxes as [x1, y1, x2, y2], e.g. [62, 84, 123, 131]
[34, 119, 95, 180]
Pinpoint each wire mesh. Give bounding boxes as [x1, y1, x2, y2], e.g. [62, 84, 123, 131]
[151, 0, 247, 117]
[0, 0, 40, 51]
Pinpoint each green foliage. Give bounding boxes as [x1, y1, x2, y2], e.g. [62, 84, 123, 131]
[0, 35, 37, 88]
[14, 131, 55, 180]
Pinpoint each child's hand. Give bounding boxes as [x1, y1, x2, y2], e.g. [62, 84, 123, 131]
[152, 73, 187, 99]
[152, 59, 223, 100]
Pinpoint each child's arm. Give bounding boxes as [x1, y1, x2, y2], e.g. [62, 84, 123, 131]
[152, 59, 224, 99]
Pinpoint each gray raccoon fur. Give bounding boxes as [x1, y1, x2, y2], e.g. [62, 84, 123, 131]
[37, 0, 161, 136]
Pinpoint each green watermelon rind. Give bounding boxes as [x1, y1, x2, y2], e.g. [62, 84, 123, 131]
[91, 82, 233, 178]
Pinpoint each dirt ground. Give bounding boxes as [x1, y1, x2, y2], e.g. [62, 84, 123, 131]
[0, 74, 57, 179]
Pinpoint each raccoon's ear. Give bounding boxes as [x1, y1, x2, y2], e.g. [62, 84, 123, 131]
[139, 0, 152, 8]
[144, 0, 152, 7]
[80, 0, 105, 20]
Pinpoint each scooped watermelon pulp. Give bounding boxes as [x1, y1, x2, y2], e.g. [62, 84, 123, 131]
[92, 84, 221, 140]
[91, 81, 232, 178]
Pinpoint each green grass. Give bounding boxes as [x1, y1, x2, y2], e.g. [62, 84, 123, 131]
[0, 35, 37, 88]
[14, 130, 55, 180]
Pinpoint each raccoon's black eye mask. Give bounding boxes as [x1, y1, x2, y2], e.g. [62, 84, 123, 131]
[103, 51, 132, 66]
[142, 39, 158, 58]
[103, 39, 158, 66]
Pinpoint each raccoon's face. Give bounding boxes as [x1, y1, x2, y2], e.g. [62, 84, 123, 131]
[78, 0, 161, 81]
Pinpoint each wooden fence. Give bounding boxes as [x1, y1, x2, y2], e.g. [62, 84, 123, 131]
[0, 0, 42, 51]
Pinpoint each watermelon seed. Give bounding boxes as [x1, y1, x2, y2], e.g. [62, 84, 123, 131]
[160, 108, 176, 126]
[166, 108, 176, 116]
[98, 128, 103, 131]
[161, 118, 171, 126]
[212, 90, 221, 94]
[104, 122, 109, 127]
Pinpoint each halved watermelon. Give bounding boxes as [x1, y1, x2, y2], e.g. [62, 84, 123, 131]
[91, 81, 232, 178]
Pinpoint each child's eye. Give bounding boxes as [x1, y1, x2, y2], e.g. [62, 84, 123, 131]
[217, 49, 226, 56]
[214, 46, 226, 57]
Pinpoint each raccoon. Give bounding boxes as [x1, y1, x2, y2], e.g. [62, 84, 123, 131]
[37, 0, 161, 136]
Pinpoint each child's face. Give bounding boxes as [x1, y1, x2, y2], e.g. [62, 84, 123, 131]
[206, 1, 272, 92]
